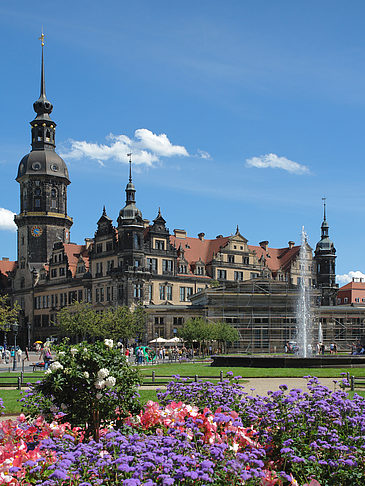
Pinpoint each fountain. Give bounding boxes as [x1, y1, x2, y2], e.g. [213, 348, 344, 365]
[296, 227, 312, 358]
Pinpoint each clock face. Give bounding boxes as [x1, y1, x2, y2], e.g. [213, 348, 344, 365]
[31, 226, 43, 238]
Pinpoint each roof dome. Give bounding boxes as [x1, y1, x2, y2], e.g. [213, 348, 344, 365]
[17, 150, 70, 183]
[118, 203, 142, 222]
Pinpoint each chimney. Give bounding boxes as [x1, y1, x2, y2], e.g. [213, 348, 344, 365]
[198, 232, 205, 241]
[174, 229, 187, 239]
[84, 238, 93, 250]
[288, 241, 295, 249]
[2, 257, 9, 261]
[259, 241, 269, 251]
[143, 219, 150, 228]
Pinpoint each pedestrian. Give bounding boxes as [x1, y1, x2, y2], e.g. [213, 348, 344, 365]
[16, 347, 22, 363]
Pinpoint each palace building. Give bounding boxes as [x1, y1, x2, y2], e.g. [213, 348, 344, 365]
[1, 41, 346, 351]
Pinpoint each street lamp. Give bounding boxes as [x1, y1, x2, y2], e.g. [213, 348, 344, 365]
[12, 323, 19, 372]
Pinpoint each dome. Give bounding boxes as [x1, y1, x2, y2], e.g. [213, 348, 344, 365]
[315, 237, 335, 253]
[17, 150, 70, 183]
[118, 203, 142, 223]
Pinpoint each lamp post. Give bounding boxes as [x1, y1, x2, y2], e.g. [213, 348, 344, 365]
[12, 323, 19, 372]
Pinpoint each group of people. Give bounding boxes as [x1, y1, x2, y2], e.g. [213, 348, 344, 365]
[284, 341, 338, 355]
[351, 341, 365, 355]
[0, 345, 24, 364]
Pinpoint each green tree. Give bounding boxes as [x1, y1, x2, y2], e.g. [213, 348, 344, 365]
[0, 294, 20, 330]
[213, 321, 240, 354]
[56, 301, 101, 340]
[178, 317, 212, 356]
[101, 305, 146, 342]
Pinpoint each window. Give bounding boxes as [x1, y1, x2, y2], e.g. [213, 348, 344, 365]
[100, 287, 104, 302]
[106, 241, 113, 252]
[217, 269, 226, 280]
[344, 297, 348, 303]
[179, 264, 188, 274]
[21, 236, 24, 245]
[362, 298, 365, 303]
[96, 262, 103, 276]
[234, 271, 243, 281]
[20, 259, 25, 269]
[134, 234, 140, 249]
[35, 198, 40, 208]
[196, 266, 204, 275]
[173, 317, 184, 326]
[51, 199, 57, 209]
[106, 287, 111, 302]
[155, 240, 165, 250]
[243, 256, 249, 265]
[147, 258, 157, 272]
[134, 259, 140, 268]
[159, 284, 166, 300]
[77, 264, 85, 274]
[107, 260, 114, 272]
[355, 298, 360, 303]
[149, 284, 153, 301]
[96, 288, 100, 303]
[51, 188, 57, 198]
[180, 286, 193, 301]
[166, 285, 172, 301]
[197, 287, 204, 293]
[250, 272, 259, 279]
[59, 267, 65, 276]
[228, 255, 235, 263]
[96, 244, 103, 254]
[162, 260, 173, 273]
[134, 284, 142, 299]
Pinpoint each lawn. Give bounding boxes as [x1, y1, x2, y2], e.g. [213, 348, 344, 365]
[138, 361, 365, 378]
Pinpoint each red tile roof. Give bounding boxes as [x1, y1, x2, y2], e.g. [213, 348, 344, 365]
[0, 261, 17, 275]
[338, 281, 365, 291]
[170, 235, 230, 265]
[248, 245, 301, 273]
[63, 244, 89, 277]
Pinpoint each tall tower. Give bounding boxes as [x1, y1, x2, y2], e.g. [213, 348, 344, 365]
[314, 198, 337, 306]
[14, 33, 72, 271]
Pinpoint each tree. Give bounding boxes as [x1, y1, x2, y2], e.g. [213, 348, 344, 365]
[178, 317, 211, 356]
[213, 321, 240, 354]
[0, 295, 20, 330]
[101, 305, 147, 342]
[56, 301, 102, 340]
[56, 302, 147, 343]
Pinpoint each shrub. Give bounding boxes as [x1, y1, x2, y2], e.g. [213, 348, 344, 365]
[21, 339, 142, 439]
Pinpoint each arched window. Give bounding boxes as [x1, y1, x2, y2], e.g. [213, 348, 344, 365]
[51, 188, 57, 198]
[46, 129, 51, 141]
[37, 129, 42, 142]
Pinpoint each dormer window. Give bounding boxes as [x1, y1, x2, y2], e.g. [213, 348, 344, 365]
[155, 240, 165, 250]
[179, 264, 188, 274]
[196, 266, 204, 275]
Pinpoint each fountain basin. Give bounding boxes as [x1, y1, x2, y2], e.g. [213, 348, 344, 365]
[211, 355, 365, 368]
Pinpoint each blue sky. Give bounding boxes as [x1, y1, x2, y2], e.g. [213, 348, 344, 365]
[0, 1, 365, 283]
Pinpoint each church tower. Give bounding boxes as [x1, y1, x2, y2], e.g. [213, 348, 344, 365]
[14, 33, 72, 272]
[314, 199, 337, 306]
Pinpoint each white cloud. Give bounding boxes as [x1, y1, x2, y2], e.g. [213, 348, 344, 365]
[61, 129, 189, 167]
[336, 270, 365, 287]
[0, 208, 16, 231]
[197, 149, 211, 160]
[245, 153, 310, 175]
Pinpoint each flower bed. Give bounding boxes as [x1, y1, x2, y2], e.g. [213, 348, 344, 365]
[0, 376, 364, 485]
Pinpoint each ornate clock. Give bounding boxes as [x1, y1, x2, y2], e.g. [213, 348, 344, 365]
[31, 226, 43, 238]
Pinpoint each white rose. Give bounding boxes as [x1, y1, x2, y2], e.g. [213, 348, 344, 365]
[44, 369, 52, 375]
[96, 392, 102, 399]
[50, 361, 63, 372]
[94, 379, 105, 389]
[83, 371, 89, 379]
[97, 368, 109, 379]
[58, 351, 65, 357]
[105, 376, 116, 388]
[70, 348, 78, 356]
[104, 339, 113, 348]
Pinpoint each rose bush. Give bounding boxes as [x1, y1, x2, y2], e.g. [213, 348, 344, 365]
[21, 339, 142, 439]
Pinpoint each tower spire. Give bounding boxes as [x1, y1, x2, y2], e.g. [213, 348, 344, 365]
[39, 29, 46, 98]
[322, 196, 326, 222]
[127, 153, 132, 182]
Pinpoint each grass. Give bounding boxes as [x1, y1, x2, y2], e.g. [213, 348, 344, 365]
[137, 362, 365, 378]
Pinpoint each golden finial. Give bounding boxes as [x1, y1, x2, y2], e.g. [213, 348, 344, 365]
[39, 28, 45, 47]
